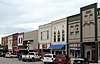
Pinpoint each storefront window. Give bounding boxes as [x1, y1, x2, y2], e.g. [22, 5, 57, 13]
[70, 49, 80, 58]
[56, 51, 62, 54]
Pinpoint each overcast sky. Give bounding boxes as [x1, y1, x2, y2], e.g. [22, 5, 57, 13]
[0, 0, 100, 42]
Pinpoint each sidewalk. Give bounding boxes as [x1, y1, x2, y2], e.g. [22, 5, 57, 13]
[90, 60, 100, 64]
[90, 62, 100, 64]
[90, 63, 100, 64]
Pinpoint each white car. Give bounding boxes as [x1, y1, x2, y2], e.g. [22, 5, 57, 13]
[43, 54, 56, 64]
[22, 52, 41, 62]
[5, 52, 17, 58]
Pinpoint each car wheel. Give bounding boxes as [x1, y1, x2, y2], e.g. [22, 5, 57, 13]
[18, 56, 22, 60]
[32, 58, 35, 62]
[44, 62, 48, 64]
[22, 59, 26, 62]
[52, 62, 54, 64]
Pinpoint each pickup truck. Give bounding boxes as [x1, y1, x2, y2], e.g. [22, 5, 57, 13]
[22, 52, 41, 62]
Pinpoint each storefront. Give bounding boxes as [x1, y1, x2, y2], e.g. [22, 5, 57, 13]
[48, 44, 66, 54]
[69, 43, 81, 58]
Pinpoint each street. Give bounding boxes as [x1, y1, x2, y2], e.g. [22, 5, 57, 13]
[0, 57, 43, 64]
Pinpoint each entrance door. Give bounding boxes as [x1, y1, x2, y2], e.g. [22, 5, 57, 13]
[87, 51, 91, 61]
[85, 46, 91, 61]
[92, 50, 95, 61]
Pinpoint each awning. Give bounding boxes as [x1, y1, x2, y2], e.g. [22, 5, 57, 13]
[48, 44, 65, 49]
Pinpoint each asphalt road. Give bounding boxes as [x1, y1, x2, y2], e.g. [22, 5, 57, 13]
[0, 57, 43, 64]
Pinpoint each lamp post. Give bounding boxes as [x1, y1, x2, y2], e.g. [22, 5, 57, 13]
[27, 41, 30, 50]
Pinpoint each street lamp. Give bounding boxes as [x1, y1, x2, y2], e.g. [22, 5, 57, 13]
[27, 41, 30, 50]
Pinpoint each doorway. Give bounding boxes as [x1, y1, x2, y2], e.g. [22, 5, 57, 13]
[85, 46, 91, 61]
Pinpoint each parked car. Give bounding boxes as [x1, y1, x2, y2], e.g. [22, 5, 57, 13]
[5, 52, 17, 58]
[73, 57, 89, 64]
[0, 49, 8, 57]
[54, 54, 70, 64]
[17, 49, 36, 60]
[22, 52, 41, 62]
[0, 52, 4, 57]
[43, 54, 56, 64]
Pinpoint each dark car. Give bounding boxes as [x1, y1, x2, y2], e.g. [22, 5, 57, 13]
[73, 57, 89, 64]
[54, 54, 70, 64]
[0, 52, 7, 57]
[0, 52, 4, 57]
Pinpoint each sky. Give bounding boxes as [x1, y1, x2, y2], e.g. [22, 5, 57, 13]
[0, 0, 100, 43]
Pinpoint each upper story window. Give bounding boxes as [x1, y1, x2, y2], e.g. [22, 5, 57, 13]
[86, 10, 91, 14]
[62, 30, 65, 41]
[41, 32, 42, 40]
[70, 32, 74, 36]
[9, 40, 12, 44]
[58, 30, 60, 42]
[99, 11, 100, 15]
[19, 38, 20, 43]
[89, 14, 93, 16]
[54, 31, 56, 42]
[70, 25, 74, 28]
[76, 31, 79, 35]
[75, 24, 79, 27]
[47, 30, 49, 39]
[84, 15, 88, 17]
[21, 37, 23, 43]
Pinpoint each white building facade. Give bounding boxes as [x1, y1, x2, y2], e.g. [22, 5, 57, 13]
[49, 18, 67, 54]
[38, 23, 51, 54]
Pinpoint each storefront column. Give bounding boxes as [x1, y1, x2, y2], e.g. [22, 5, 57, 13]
[67, 44, 69, 56]
[81, 43, 84, 58]
[95, 41, 98, 63]
[98, 42, 99, 61]
[50, 49, 52, 54]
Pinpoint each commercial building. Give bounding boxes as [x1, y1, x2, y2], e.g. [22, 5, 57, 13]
[49, 18, 67, 54]
[67, 14, 80, 58]
[67, 3, 100, 63]
[38, 23, 51, 54]
[23, 30, 38, 51]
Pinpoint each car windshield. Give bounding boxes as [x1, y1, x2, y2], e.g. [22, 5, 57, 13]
[56, 55, 65, 58]
[44, 55, 52, 57]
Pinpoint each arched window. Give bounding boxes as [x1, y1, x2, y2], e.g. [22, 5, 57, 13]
[62, 30, 65, 41]
[54, 31, 56, 42]
[58, 30, 60, 42]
